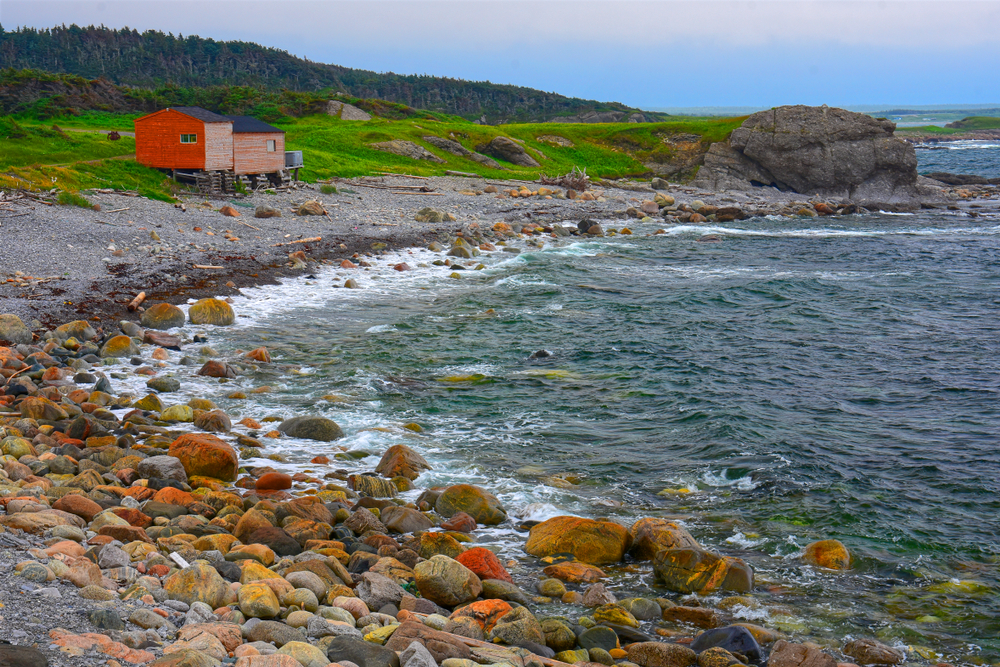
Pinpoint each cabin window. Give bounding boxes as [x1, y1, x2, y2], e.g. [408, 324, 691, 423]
[266, 140, 276, 152]
[180, 134, 198, 144]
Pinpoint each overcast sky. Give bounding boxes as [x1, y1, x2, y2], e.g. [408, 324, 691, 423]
[3, 1, 999, 108]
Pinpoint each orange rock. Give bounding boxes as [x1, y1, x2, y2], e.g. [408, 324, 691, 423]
[220, 205, 241, 217]
[238, 417, 263, 429]
[628, 518, 699, 561]
[542, 561, 607, 584]
[52, 494, 103, 522]
[341, 259, 357, 269]
[440, 512, 476, 533]
[110, 507, 153, 528]
[169, 433, 239, 482]
[311, 456, 330, 464]
[455, 547, 513, 583]
[43, 540, 86, 558]
[244, 347, 271, 363]
[153, 486, 197, 507]
[802, 539, 851, 570]
[525, 516, 631, 565]
[256, 472, 292, 491]
[98, 524, 153, 544]
[448, 598, 512, 633]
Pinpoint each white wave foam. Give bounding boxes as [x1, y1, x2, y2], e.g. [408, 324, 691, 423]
[701, 469, 758, 491]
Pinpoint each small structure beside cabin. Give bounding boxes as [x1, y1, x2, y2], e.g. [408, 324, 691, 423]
[134, 106, 299, 193]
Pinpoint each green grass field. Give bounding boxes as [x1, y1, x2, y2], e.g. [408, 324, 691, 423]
[284, 114, 743, 182]
[2, 111, 745, 201]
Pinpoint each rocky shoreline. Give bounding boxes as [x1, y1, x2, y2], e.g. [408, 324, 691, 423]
[0, 301, 911, 667]
[2, 170, 997, 332]
[1, 168, 998, 667]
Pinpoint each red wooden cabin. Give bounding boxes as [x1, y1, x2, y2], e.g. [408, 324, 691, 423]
[134, 107, 285, 175]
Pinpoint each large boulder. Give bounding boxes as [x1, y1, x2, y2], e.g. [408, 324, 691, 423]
[163, 562, 231, 608]
[628, 641, 697, 667]
[381, 506, 434, 534]
[326, 636, 400, 667]
[0, 314, 32, 344]
[842, 639, 905, 666]
[384, 620, 472, 663]
[435, 484, 506, 525]
[478, 136, 540, 167]
[278, 416, 344, 441]
[801, 539, 851, 570]
[653, 547, 753, 595]
[375, 444, 431, 480]
[168, 433, 239, 481]
[525, 516, 631, 565]
[413, 554, 482, 607]
[693, 105, 921, 209]
[767, 640, 837, 667]
[188, 298, 235, 326]
[629, 518, 700, 560]
[141, 303, 186, 330]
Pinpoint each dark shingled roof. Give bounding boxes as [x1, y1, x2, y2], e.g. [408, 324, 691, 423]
[226, 116, 285, 134]
[170, 106, 231, 123]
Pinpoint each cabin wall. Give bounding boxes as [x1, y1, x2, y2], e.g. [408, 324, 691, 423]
[134, 110, 207, 170]
[232, 132, 286, 174]
[204, 123, 235, 171]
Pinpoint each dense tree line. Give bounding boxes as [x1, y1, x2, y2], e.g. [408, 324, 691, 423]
[0, 24, 643, 122]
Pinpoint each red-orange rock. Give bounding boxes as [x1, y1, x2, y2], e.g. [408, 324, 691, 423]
[340, 260, 357, 269]
[244, 347, 271, 363]
[440, 512, 477, 533]
[110, 507, 153, 528]
[456, 546, 513, 583]
[169, 433, 239, 482]
[448, 598, 512, 633]
[98, 524, 153, 544]
[310, 456, 330, 464]
[542, 561, 607, 584]
[52, 494, 103, 522]
[256, 472, 292, 491]
[525, 516, 631, 566]
[152, 486, 197, 507]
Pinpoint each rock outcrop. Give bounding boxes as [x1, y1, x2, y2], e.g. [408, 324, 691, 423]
[370, 140, 445, 163]
[693, 105, 921, 209]
[327, 100, 372, 121]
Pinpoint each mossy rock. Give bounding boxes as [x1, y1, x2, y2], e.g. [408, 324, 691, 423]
[189, 298, 235, 326]
[141, 303, 186, 330]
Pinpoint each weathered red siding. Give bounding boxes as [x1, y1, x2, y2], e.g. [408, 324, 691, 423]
[204, 122, 235, 171]
[134, 109, 208, 170]
[232, 133, 286, 174]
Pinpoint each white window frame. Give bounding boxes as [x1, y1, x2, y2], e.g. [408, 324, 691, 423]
[180, 134, 198, 144]
[266, 139, 276, 152]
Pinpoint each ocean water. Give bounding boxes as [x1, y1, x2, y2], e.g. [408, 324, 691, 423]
[916, 140, 1000, 178]
[140, 148, 1000, 662]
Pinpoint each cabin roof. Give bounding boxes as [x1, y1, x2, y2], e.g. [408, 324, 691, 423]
[226, 116, 286, 134]
[169, 106, 233, 123]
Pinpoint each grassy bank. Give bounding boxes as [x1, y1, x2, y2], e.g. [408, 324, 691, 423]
[2, 112, 745, 200]
[285, 114, 743, 182]
[0, 117, 174, 200]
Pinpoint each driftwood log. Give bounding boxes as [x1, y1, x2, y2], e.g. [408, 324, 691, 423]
[539, 166, 589, 192]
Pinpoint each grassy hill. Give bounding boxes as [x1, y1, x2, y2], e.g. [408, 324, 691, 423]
[0, 111, 743, 202]
[944, 116, 1000, 130]
[0, 25, 660, 124]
